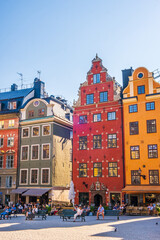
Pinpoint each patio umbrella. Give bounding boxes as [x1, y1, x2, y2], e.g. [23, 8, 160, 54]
[68, 181, 75, 206]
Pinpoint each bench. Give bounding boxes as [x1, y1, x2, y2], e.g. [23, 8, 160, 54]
[61, 209, 85, 222]
[26, 210, 47, 220]
[97, 210, 120, 220]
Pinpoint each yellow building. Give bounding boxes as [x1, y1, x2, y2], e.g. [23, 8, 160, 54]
[122, 67, 160, 206]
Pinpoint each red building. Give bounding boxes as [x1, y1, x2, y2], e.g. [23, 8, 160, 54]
[73, 55, 124, 207]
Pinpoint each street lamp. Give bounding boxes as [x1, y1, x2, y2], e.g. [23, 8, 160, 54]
[138, 168, 146, 180]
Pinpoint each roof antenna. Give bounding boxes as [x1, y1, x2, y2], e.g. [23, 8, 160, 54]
[17, 72, 23, 89]
[37, 70, 41, 80]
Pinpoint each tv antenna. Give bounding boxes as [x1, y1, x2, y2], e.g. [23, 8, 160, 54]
[17, 72, 23, 89]
[153, 69, 160, 80]
[37, 70, 41, 79]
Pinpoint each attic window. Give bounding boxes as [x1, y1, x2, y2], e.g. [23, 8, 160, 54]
[38, 108, 45, 116]
[8, 101, 17, 110]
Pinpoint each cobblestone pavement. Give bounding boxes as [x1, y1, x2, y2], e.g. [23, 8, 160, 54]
[0, 215, 160, 240]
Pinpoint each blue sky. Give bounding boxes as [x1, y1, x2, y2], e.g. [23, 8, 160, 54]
[0, 0, 160, 103]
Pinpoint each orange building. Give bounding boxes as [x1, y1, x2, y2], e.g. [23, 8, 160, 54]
[122, 67, 160, 206]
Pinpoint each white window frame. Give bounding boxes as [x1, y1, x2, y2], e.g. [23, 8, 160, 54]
[42, 124, 51, 136]
[21, 145, 29, 161]
[6, 176, 12, 188]
[32, 125, 40, 137]
[8, 120, 15, 128]
[30, 168, 39, 185]
[20, 169, 28, 185]
[7, 137, 14, 147]
[22, 127, 30, 138]
[0, 121, 4, 129]
[41, 168, 50, 185]
[31, 144, 39, 160]
[42, 143, 50, 160]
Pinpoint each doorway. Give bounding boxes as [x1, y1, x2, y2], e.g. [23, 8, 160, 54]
[94, 194, 102, 206]
[130, 195, 138, 206]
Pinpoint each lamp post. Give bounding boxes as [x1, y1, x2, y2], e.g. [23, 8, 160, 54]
[138, 168, 146, 180]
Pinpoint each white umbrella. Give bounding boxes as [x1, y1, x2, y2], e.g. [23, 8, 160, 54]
[68, 181, 75, 206]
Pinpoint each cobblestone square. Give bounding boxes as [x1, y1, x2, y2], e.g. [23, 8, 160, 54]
[0, 215, 160, 240]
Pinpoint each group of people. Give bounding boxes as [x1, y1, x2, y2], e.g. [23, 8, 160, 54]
[0, 205, 16, 219]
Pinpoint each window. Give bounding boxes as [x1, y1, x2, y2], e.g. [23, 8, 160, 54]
[93, 163, 102, 177]
[108, 134, 117, 148]
[8, 120, 15, 127]
[20, 170, 28, 184]
[93, 113, 101, 122]
[31, 145, 39, 160]
[100, 91, 108, 102]
[6, 155, 14, 168]
[129, 104, 138, 113]
[79, 136, 87, 150]
[130, 146, 140, 159]
[30, 169, 38, 184]
[130, 122, 139, 135]
[28, 110, 34, 118]
[79, 192, 89, 205]
[146, 102, 155, 111]
[86, 94, 94, 105]
[7, 137, 14, 147]
[42, 144, 50, 159]
[93, 135, 102, 149]
[42, 169, 50, 184]
[93, 74, 100, 84]
[22, 128, 29, 138]
[32, 126, 40, 137]
[21, 146, 29, 160]
[0, 138, 3, 147]
[108, 112, 116, 120]
[0, 121, 4, 129]
[8, 101, 17, 110]
[38, 108, 45, 116]
[0, 176, 1, 187]
[79, 163, 87, 177]
[148, 145, 158, 158]
[149, 170, 159, 185]
[147, 120, 156, 133]
[79, 115, 87, 124]
[42, 125, 51, 136]
[138, 85, 145, 94]
[108, 162, 118, 177]
[131, 170, 140, 185]
[65, 113, 70, 120]
[0, 156, 3, 168]
[6, 176, 12, 188]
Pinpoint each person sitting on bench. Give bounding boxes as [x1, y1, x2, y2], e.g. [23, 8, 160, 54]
[73, 205, 83, 222]
[1, 206, 11, 219]
[97, 204, 104, 220]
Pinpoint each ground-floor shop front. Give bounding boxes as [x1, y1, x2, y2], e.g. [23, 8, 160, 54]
[0, 188, 16, 206]
[123, 185, 160, 206]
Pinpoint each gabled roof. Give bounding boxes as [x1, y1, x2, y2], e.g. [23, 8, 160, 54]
[0, 88, 33, 100]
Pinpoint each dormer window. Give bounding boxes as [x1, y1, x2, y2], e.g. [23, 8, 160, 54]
[38, 108, 45, 116]
[93, 74, 100, 84]
[8, 101, 17, 110]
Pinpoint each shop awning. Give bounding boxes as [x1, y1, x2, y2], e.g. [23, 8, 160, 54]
[122, 186, 160, 193]
[11, 188, 29, 194]
[22, 188, 51, 197]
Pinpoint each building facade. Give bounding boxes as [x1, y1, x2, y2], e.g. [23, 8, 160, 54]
[73, 55, 124, 206]
[0, 84, 35, 205]
[122, 67, 160, 205]
[18, 96, 73, 204]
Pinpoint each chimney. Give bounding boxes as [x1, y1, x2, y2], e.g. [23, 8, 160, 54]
[122, 67, 134, 91]
[11, 84, 18, 91]
[34, 78, 45, 98]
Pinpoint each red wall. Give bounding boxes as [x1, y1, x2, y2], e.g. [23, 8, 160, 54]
[0, 117, 19, 169]
[73, 58, 124, 205]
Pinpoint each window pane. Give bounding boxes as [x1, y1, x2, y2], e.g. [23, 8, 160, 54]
[93, 113, 101, 122]
[43, 144, 50, 159]
[31, 170, 38, 184]
[108, 134, 117, 148]
[147, 120, 156, 133]
[79, 163, 87, 177]
[22, 146, 28, 160]
[86, 94, 94, 105]
[129, 104, 137, 113]
[32, 145, 39, 160]
[93, 163, 102, 177]
[32, 127, 39, 136]
[130, 146, 140, 159]
[130, 122, 139, 135]
[21, 170, 27, 184]
[109, 162, 118, 177]
[23, 128, 29, 137]
[93, 135, 101, 149]
[79, 136, 87, 150]
[42, 169, 49, 183]
[43, 126, 50, 135]
[131, 170, 140, 185]
[79, 115, 87, 124]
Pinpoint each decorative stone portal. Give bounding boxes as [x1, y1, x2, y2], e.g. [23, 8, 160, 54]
[90, 181, 107, 206]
